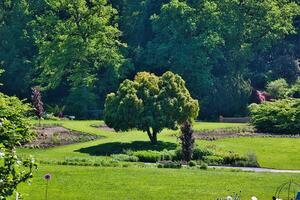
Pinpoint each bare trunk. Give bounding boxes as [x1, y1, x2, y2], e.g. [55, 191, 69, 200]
[146, 128, 158, 144]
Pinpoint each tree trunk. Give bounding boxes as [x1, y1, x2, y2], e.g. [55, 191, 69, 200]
[146, 128, 158, 144]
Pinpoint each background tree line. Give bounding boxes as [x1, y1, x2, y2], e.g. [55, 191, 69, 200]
[1, 0, 300, 119]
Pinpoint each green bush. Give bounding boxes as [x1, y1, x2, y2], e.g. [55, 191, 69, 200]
[266, 78, 289, 99]
[192, 146, 213, 160]
[199, 163, 208, 170]
[287, 79, 300, 98]
[249, 99, 300, 134]
[188, 160, 197, 167]
[133, 150, 161, 162]
[111, 154, 139, 162]
[203, 155, 224, 165]
[157, 161, 182, 169]
[222, 152, 247, 166]
[160, 149, 176, 161]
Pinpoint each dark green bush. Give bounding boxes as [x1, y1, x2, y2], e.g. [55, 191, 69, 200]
[249, 99, 300, 134]
[188, 160, 197, 167]
[133, 150, 161, 162]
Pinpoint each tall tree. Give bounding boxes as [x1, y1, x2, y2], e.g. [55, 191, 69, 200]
[31, 0, 132, 117]
[145, 0, 300, 118]
[0, 0, 35, 98]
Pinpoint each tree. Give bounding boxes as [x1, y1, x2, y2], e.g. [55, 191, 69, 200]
[0, 0, 36, 98]
[179, 121, 194, 162]
[30, 0, 132, 117]
[31, 86, 44, 122]
[144, 0, 300, 119]
[104, 71, 199, 144]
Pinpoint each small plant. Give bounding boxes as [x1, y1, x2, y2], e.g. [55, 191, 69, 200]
[32, 86, 44, 125]
[51, 133, 61, 145]
[44, 173, 51, 200]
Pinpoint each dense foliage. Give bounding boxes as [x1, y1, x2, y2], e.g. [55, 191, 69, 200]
[104, 71, 199, 144]
[0, 92, 37, 199]
[0, 93, 33, 148]
[0, 0, 300, 119]
[249, 99, 300, 134]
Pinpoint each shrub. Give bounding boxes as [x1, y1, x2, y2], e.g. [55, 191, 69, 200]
[160, 149, 176, 161]
[157, 161, 182, 169]
[111, 154, 139, 162]
[173, 147, 183, 161]
[0, 93, 37, 199]
[222, 152, 247, 166]
[266, 78, 289, 99]
[192, 146, 213, 160]
[219, 151, 259, 167]
[199, 163, 208, 170]
[203, 155, 224, 166]
[188, 160, 197, 167]
[287, 78, 300, 98]
[133, 150, 161, 162]
[249, 99, 300, 134]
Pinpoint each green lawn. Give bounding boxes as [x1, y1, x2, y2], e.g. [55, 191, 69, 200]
[14, 120, 300, 200]
[15, 165, 300, 200]
[198, 137, 300, 170]
[20, 120, 300, 170]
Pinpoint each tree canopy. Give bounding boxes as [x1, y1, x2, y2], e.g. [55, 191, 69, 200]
[0, 0, 299, 119]
[104, 71, 199, 144]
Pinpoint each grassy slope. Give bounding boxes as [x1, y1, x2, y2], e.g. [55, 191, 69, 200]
[16, 165, 300, 200]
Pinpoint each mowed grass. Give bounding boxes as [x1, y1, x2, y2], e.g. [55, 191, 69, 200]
[20, 120, 300, 170]
[198, 137, 300, 170]
[15, 165, 300, 200]
[14, 120, 300, 200]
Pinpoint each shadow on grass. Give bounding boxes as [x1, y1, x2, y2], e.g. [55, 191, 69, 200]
[75, 141, 178, 156]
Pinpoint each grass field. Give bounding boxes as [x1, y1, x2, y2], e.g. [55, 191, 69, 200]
[16, 165, 300, 200]
[14, 120, 300, 199]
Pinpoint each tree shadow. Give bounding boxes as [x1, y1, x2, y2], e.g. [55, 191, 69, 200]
[75, 141, 178, 156]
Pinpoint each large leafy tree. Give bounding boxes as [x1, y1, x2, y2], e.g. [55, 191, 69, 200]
[145, 0, 300, 118]
[104, 71, 199, 144]
[31, 0, 132, 117]
[0, 0, 35, 98]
